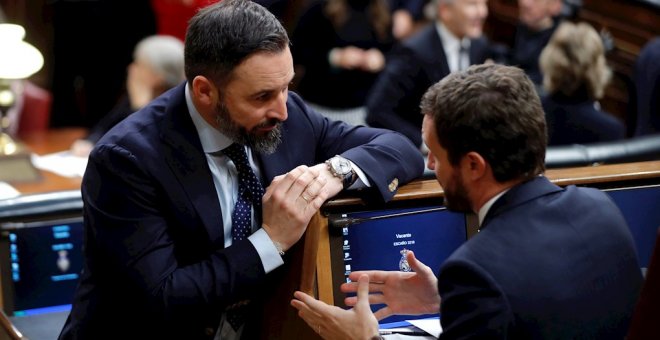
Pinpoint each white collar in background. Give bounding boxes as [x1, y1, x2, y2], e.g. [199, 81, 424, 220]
[436, 22, 470, 73]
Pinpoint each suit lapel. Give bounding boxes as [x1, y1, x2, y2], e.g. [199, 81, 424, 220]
[413, 25, 450, 79]
[430, 27, 451, 78]
[159, 84, 225, 246]
[469, 37, 488, 65]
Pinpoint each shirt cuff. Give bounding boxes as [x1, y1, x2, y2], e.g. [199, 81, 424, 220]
[248, 228, 284, 274]
[347, 160, 370, 189]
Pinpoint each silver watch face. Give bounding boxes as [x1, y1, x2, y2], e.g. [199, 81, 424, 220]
[331, 157, 352, 175]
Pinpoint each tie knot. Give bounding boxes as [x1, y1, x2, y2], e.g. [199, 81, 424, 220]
[223, 143, 249, 169]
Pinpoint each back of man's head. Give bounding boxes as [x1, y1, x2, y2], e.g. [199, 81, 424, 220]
[420, 64, 547, 182]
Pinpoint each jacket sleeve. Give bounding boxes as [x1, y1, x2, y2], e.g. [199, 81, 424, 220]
[287, 92, 425, 202]
[437, 258, 513, 339]
[82, 142, 266, 324]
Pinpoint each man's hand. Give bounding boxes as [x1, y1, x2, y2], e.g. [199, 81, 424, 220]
[341, 251, 441, 320]
[261, 165, 329, 251]
[291, 274, 380, 340]
[310, 163, 344, 197]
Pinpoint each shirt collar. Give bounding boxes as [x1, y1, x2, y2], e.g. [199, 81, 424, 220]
[477, 188, 510, 228]
[185, 84, 233, 154]
[436, 22, 470, 56]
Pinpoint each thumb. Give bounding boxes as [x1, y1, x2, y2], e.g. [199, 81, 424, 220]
[406, 250, 428, 273]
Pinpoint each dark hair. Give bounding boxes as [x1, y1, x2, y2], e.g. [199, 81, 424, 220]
[420, 64, 547, 182]
[184, 0, 290, 87]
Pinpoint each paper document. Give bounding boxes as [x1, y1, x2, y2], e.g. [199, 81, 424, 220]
[407, 317, 442, 337]
[31, 151, 88, 178]
[0, 182, 20, 200]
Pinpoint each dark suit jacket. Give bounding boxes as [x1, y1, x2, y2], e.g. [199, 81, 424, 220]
[543, 93, 626, 146]
[627, 228, 660, 340]
[438, 177, 643, 339]
[58, 84, 423, 339]
[366, 24, 491, 147]
[633, 37, 660, 136]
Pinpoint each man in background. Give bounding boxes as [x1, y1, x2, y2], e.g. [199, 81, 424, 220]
[59, 1, 423, 339]
[365, 0, 491, 149]
[508, 0, 563, 89]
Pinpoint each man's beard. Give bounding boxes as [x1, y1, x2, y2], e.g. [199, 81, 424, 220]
[214, 101, 282, 154]
[442, 171, 472, 213]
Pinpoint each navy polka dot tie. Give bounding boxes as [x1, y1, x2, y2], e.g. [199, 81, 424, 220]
[222, 143, 265, 243]
[222, 143, 264, 331]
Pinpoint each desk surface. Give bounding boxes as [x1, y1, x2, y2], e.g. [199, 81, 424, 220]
[12, 128, 86, 195]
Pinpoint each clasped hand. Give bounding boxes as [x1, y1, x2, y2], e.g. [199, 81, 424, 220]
[261, 165, 338, 252]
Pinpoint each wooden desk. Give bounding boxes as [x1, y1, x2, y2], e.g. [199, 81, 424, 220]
[11, 128, 87, 195]
[325, 160, 660, 208]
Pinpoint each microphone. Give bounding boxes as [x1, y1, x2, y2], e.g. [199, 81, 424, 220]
[328, 207, 447, 229]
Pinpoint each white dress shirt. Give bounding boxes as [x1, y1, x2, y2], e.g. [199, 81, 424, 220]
[436, 22, 471, 73]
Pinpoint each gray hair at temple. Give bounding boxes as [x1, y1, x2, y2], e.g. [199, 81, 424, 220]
[133, 35, 185, 88]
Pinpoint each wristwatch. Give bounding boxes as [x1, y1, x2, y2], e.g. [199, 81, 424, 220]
[325, 155, 358, 189]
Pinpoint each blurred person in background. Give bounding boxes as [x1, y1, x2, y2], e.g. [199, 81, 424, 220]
[291, 0, 394, 126]
[507, 0, 564, 89]
[539, 21, 625, 146]
[70, 35, 185, 157]
[365, 0, 491, 149]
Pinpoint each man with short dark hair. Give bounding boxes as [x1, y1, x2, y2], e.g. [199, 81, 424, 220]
[292, 64, 642, 339]
[58, 1, 423, 339]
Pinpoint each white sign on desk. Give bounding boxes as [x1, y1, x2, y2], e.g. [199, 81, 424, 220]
[31, 151, 88, 178]
[0, 182, 20, 199]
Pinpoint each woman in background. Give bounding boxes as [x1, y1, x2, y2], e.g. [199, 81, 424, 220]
[539, 21, 625, 146]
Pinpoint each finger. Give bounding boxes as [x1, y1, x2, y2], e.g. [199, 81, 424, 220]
[407, 250, 431, 273]
[264, 166, 308, 200]
[341, 280, 384, 296]
[291, 292, 322, 324]
[293, 290, 334, 316]
[355, 274, 371, 309]
[373, 305, 393, 321]
[347, 270, 390, 283]
[290, 300, 319, 331]
[301, 175, 325, 199]
[308, 177, 328, 209]
[344, 291, 386, 307]
[288, 168, 319, 201]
